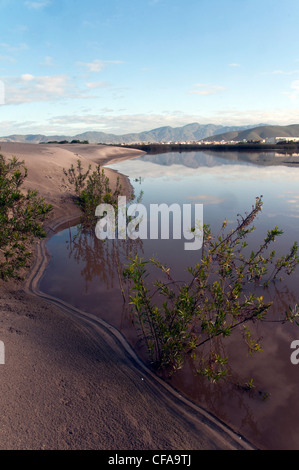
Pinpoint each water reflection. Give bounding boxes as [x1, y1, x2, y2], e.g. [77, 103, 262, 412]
[123, 149, 299, 169]
[41, 150, 299, 450]
[164, 351, 266, 446]
[66, 229, 130, 293]
[42, 225, 146, 346]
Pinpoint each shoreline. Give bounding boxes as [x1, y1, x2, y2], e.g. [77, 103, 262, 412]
[25, 213, 255, 451]
[121, 141, 299, 154]
[0, 143, 255, 450]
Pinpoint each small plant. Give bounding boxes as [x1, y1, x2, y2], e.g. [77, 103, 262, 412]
[63, 159, 91, 195]
[244, 378, 255, 391]
[63, 159, 122, 227]
[262, 392, 270, 401]
[123, 197, 299, 382]
[0, 154, 52, 280]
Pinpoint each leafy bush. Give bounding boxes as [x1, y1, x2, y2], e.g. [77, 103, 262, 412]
[63, 159, 122, 226]
[0, 154, 52, 280]
[123, 197, 299, 382]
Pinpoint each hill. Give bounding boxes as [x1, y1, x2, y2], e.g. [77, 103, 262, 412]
[0, 123, 262, 145]
[205, 124, 299, 142]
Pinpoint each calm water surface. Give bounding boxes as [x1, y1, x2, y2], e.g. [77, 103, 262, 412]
[40, 150, 299, 450]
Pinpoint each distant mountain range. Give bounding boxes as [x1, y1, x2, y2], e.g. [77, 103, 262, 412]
[0, 122, 266, 145]
[204, 124, 299, 142]
[1, 123, 299, 145]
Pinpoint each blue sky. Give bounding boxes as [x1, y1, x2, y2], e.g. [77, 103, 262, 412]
[1, 0, 299, 136]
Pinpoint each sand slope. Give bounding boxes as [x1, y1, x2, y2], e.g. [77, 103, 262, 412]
[0, 142, 141, 221]
[0, 143, 254, 450]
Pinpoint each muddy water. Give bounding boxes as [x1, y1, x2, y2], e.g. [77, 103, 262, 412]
[40, 150, 299, 450]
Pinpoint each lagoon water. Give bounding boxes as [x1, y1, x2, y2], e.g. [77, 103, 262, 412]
[40, 150, 299, 450]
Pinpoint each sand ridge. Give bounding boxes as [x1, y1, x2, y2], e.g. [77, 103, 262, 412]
[0, 142, 142, 221]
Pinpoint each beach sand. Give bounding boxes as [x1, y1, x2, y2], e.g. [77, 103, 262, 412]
[0, 143, 254, 450]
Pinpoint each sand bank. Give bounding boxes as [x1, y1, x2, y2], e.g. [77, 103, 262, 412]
[0, 143, 254, 450]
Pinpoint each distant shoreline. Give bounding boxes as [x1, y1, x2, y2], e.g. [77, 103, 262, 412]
[121, 142, 299, 154]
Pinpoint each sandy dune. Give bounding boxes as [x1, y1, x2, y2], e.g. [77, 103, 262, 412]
[0, 143, 254, 450]
[0, 142, 141, 221]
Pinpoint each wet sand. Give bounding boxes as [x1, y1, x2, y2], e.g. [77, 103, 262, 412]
[0, 143, 254, 450]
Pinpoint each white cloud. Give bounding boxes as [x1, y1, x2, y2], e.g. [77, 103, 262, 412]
[229, 63, 241, 67]
[85, 81, 109, 89]
[77, 59, 124, 73]
[19, 109, 299, 134]
[77, 59, 104, 72]
[0, 80, 4, 105]
[2, 104, 299, 136]
[284, 80, 299, 101]
[0, 42, 29, 53]
[24, 0, 51, 9]
[0, 120, 37, 131]
[188, 83, 226, 96]
[21, 74, 35, 81]
[40, 56, 54, 66]
[4, 74, 86, 104]
[41, 113, 194, 134]
[107, 60, 125, 65]
[34, 75, 69, 94]
[268, 69, 299, 76]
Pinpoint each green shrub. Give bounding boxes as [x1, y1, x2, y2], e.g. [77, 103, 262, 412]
[124, 197, 299, 382]
[0, 154, 52, 280]
[63, 159, 122, 227]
